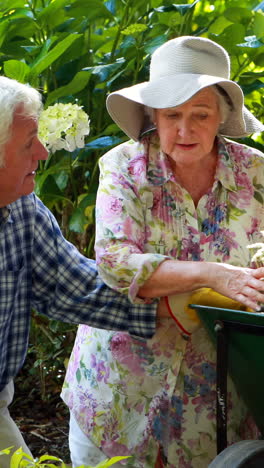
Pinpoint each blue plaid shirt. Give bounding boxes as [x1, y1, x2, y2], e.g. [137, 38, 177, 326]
[0, 193, 156, 391]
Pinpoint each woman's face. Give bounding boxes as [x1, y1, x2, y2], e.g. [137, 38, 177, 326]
[154, 87, 221, 165]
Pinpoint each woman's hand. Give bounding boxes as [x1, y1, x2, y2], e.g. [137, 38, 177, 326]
[206, 262, 264, 311]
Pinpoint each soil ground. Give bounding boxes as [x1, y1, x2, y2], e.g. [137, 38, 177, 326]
[11, 380, 71, 464]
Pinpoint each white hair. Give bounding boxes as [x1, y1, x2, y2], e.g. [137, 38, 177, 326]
[144, 84, 232, 130]
[0, 76, 43, 167]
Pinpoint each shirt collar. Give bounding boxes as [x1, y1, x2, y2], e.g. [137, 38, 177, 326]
[214, 136, 237, 192]
[145, 133, 237, 192]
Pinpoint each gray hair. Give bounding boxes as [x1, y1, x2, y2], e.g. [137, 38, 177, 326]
[0, 76, 43, 167]
[144, 84, 232, 131]
[212, 84, 233, 126]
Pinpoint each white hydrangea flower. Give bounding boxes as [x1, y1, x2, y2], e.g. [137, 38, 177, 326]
[38, 103, 90, 153]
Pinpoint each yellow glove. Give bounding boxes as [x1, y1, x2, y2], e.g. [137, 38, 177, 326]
[187, 287, 252, 316]
[166, 288, 251, 336]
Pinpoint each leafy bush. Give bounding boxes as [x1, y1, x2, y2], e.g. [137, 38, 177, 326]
[0, 0, 263, 255]
[0, 447, 130, 468]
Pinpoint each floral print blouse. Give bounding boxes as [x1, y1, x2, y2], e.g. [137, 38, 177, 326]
[61, 134, 264, 468]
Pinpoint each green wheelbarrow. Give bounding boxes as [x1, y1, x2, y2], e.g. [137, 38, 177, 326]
[189, 304, 264, 467]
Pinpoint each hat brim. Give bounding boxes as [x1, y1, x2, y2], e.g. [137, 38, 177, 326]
[107, 74, 264, 141]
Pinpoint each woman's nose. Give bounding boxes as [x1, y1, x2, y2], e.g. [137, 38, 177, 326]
[177, 118, 192, 137]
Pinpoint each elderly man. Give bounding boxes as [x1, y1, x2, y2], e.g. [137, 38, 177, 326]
[0, 76, 157, 465]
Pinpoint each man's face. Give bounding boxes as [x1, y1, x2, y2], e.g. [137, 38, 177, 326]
[0, 109, 48, 207]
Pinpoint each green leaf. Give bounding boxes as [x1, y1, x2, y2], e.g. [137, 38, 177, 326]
[144, 35, 166, 54]
[29, 37, 57, 67]
[67, 0, 113, 22]
[69, 207, 88, 233]
[241, 80, 264, 95]
[38, 454, 63, 462]
[54, 171, 69, 191]
[0, 447, 13, 455]
[253, 11, 264, 39]
[3, 60, 30, 82]
[28, 33, 81, 79]
[36, 0, 69, 29]
[254, 0, 264, 11]
[83, 59, 125, 82]
[154, 0, 199, 16]
[0, 1, 24, 12]
[216, 23, 246, 52]
[224, 7, 251, 23]
[35, 160, 71, 195]
[105, 0, 116, 15]
[240, 138, 264, 152]
[69, 193, 97, 232]
[95, 456, 131, 467]
[0, 21, 9, 48]
[240, 71, 264, 79]
[79, 193, 97, 209]
[85, 136, 122, 149]
[209, 16, 232, 35]
[255, 52, 264, 66]
[8, 21, 37, 44]
[238, 35, 264, 47]
[46, 71, 91, 106]
[3, 7, 34, 20]
[122, 24, 148, 36]
[156, 11, 182, 28]
[10, 448, 30, 468]
[21, 44, 42, 55]
[36, 174, 66, 204]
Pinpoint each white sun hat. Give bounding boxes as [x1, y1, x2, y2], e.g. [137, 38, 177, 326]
[106, 35, 264, 141]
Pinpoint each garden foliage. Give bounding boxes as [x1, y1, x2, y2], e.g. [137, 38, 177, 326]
[0, 0, 263, 254]
[0, 446, 129, 468]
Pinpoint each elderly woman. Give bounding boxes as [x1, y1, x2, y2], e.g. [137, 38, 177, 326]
[61, 36, 264, 467]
